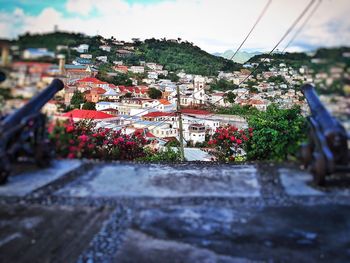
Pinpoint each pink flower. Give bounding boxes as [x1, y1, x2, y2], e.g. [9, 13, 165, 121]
[126, 141, 136, 147]
[66, 125, 74, 133]
[230, 136, 236, 142]
[69, 146, 77, 152]
[67, 153, 75, 159]
[79, 135, 89, 142]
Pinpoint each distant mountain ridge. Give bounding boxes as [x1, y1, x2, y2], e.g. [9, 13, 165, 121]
[214, 50, 262, 64]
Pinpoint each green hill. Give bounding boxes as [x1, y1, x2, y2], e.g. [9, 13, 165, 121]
[137, 38, 241, 76]
[15, 31, 91, 50]
[14, 32, 241, 76]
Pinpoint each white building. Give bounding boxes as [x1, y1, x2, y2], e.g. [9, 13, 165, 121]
[96, 101, 119, 111]
[133, 121, 178, 138]
[99, 45, 111, 52]
[129, 66, 145, 74]
[96, 56, 108, 63]
[188, 124, 206, 144]
[22, 48, 55, 59]
[148, 72, 158, 79]
[76, 44, 89, 53]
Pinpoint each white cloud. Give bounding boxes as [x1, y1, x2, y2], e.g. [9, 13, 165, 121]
[0, 0, 349, 53]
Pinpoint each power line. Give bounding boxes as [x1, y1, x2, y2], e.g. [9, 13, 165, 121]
[212, 0, 316, 106]
[282, 0, 322, 53]
[229, 0, 272, 61]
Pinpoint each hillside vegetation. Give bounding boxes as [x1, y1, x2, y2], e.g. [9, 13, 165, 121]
[137, 38, 241, 76]
[14, 32, 241, 76]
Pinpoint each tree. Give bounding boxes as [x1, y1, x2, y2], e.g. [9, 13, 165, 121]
[124, 92, 132, 98]
[168, 72, 180, 82]
[112, 74, 133, 86]
[147, 87, 162, 99]
[225, 92, 236, 103]
[82, 101, 96, 110]
[268, 75, 287, 84]
[246, 104, 306, 161]
[250, 87, 259, 93]
[210, 79, 239, 91]
[70, 91, 85, 109]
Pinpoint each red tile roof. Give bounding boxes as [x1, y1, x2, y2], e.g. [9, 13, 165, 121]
[181, 109, 212, 115]
[134, 128, 156, 138]
[90, 87, 107, 94]
[62, 109, 115, 119]
[77, 77, 107, 84]
[158, 99, 171, 105]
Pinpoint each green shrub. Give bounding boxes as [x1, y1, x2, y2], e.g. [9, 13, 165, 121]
[246, 104, 306, 161]
[139, 147, 181, 162]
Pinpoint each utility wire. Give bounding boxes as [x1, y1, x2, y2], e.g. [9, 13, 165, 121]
[282, 0, 322, 53]
[212, 0, 316, 106]
[229, 0, 272, 61]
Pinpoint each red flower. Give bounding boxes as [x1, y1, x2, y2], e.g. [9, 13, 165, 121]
[79, 134, 89, 142]
[230, 136, 236, 142]
[236, 139, 242, 145]
[67, 153, 75, 159]
[69, 146, 77, 152]
[66, 125, 74, 133]
[249, 128, 253, 132]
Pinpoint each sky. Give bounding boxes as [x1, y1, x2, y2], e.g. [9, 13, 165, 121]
[1, 0, 349, 53]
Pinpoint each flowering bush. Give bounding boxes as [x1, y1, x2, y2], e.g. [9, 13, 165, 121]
[208, 125, 253, 162]
[49, 119, 147, 160]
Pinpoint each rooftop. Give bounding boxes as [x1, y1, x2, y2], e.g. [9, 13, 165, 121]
[62, 109, 116, 119]
[1, 161, 349, 262]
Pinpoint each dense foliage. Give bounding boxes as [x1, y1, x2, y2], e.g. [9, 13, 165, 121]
[139, 147, 181, 162]
[82, 102, 96, 110]
[225, 92, 236, 103]
[97, 72, 133, 86]
[210, 79, 239, 91]
[49, 120, 147, 160]
[147, 87, 162, 99]
[138, 38, 241, 76]
[70, 91, 85, 109]
[268, 75, 287, 84]
[245, 104, 306, 161]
